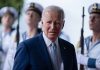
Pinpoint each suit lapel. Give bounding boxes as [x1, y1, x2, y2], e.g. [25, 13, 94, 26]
[58, 38, 68, 69]
[38, 33, 54, 70]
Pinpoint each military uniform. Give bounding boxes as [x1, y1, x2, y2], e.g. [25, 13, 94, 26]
[76, 3, 100, 70]
[84, 36, 100, 70]
[3, 2, 43, 70]
[0, 6, 17, 70]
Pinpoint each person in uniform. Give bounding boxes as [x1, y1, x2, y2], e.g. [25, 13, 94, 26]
[3, 2, 43, 70]
[0, 6, 18, 70]
[76, 3, 100, 70]
[20, 2, 43, 41]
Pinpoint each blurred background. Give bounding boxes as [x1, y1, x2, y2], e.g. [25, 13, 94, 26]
[0, 0, 100, 46]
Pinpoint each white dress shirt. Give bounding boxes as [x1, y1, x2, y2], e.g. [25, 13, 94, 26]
[43, 32, 64, 70]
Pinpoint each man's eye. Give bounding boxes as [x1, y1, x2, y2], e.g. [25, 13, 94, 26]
[57, 22, 60, 24]
[55, 21, 61, 25]
[47, 21, 52, 24]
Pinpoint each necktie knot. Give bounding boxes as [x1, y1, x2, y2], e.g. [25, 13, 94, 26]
[52, 42, 56, 46]
[51, 42, 57, 50]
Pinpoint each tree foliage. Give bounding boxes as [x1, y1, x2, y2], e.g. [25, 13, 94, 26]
[0, 0, 24, 24]
[0, 0, 24, 11]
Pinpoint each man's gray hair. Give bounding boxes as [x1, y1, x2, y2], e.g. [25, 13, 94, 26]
[42, 5, 65, 19]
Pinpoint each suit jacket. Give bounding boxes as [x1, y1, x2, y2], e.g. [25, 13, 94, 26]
[13, 33, 78, 70]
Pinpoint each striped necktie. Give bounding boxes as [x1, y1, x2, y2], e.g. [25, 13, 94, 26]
[50, 43, 59, 70]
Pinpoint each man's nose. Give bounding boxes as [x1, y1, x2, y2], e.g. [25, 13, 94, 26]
[90, 17, 95, 22]
[51, 22, 55, 29]
[28, 14, 33, 18]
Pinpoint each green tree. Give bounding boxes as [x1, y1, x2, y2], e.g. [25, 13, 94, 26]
[0, 0, 24, 24]
[0, 0, 24, 11]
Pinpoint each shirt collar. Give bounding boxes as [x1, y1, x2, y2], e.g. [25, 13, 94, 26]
[43, 32, 58, 47]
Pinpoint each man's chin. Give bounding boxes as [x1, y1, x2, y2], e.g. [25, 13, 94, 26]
[47, 32, 58, 36]
[48, 35, 57, 41]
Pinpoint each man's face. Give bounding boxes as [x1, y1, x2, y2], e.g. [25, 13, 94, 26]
[42, 11, 64, 42]
[25, 10, 40, 27]
[1, 13, 14, 28]
[89, 13, 100, 32]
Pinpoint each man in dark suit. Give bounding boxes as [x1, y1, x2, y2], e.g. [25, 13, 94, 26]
[13, 5, 78, 70]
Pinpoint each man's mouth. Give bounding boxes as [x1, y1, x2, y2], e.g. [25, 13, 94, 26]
[49, 32, 56, 34]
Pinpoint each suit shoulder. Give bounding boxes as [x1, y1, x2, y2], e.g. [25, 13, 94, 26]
[60, 38, 73, 45]
[59, 38, 74, 49]
[24, 34, 40, 44]
[18, 34, 40, 49]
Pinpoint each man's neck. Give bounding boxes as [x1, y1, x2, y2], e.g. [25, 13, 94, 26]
[92, 32, 100, 43]
[3, 27, 12, 33]
[27, 27, 37, 38]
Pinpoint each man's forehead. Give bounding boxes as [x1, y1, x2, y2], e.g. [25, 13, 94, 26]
[42, 11, 62, 19]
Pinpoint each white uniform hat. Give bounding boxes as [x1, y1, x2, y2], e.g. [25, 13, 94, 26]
[0, 6, 18, 18]
[25, 2, 43, 16]
[88, 3, 100, 14]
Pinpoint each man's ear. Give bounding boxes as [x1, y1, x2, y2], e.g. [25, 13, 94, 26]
[41, 21, 43, 24]
[62, 20, 65, 29]
[40, 21, 43, 31]
[41, 18, 43, 24]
